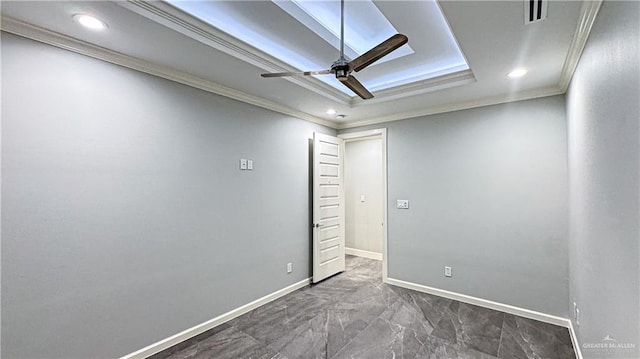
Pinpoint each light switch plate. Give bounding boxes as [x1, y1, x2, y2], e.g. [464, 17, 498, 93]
[247, 159, 253, 170]
[240, 158, 247, 170]
[397, 200, 409, 209]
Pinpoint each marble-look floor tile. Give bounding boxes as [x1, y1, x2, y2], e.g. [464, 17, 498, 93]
[457, 347, 500, 359]
[149, 324, 232, 359]
[497, 314, 575, 359]
[332, 314, 494, 359]
[344, 257, 382, 282]
[431, 301, 504, 356]
[228, 290, 330, 346]
[325, 282, 400, 357]
[340, 280, 399, 308]
[345, 255, 371, 269]
[304, 274, 367, 303]
[333, 296, 460, 359]
[158, 326, 284, 359]
[268, 311, 329, 359]
[265, 279, 402, 359]
[390, 285, 453, 329]
[378, 296, 436, 336]
[331, 316, 435, 359]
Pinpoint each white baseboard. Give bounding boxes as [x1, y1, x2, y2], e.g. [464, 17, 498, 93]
[345, 247, 383, 261]
[120, 278, 311, 359]
[388, 277, 583, 359]
[568, 320, 583, 359]
[386, 277, 571, 328]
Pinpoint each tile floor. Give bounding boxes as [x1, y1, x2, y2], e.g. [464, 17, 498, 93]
[152, 256, 576, 359]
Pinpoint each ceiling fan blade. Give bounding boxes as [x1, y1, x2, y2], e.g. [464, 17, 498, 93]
[348, 34, 408, 72]
[261, 70, 332, 78]
[339, 75, 374, 99]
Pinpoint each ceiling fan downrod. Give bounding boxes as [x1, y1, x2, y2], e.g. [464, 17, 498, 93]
[332, 0, 349, 80]
[260, 0, 408, 100]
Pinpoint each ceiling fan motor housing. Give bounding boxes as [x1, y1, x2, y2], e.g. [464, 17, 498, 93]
[331, 59, 350, 79]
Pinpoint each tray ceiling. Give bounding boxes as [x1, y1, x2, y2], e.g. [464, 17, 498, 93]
[0, 0, 594, 128]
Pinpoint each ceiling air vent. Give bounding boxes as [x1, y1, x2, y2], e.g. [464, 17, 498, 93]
[525, 0, 548, 24]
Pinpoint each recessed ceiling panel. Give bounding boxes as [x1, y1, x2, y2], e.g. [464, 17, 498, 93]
[166, 0, 470, 96]
[272, 0, 414, 64]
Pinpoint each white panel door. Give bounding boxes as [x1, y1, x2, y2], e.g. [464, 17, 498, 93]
[313, 132, 346, 283]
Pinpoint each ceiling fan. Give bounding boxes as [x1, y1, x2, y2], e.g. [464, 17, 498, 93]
[260, 0, 408, 100]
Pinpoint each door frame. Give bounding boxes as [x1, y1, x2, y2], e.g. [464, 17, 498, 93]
[338, 128, 389, 283]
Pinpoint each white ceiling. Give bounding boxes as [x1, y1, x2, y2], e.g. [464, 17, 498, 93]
[1, 1, 590, 129]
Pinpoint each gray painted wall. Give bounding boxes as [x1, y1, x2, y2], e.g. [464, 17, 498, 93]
[1, 33, 334, 358]
[345, 139, 384, 254]
[566, 1, 640, 357]
[340, 96, 569, 317]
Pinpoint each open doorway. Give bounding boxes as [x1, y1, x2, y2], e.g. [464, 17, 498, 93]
[339, 129, 388, 282]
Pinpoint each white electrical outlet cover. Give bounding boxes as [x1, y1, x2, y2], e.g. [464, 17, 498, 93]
[247, 160, 253, 170]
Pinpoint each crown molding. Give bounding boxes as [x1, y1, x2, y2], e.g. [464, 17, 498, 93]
[558, 0, 603, 92]
[336, 85, 563, 130]
[118, 0, 352, 105]
[351, 70, 476, 107]
[0, 16, 337, 129]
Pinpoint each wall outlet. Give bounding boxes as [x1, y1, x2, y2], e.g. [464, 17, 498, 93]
[397, 199, 409, 209]
[444, 266, 452, 277]
[287, 262, 292, 273]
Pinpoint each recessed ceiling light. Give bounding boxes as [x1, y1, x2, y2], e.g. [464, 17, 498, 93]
[73, 14, 108, 30]
[507, 68, 528, 79]
[326, 109, 337, 115]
